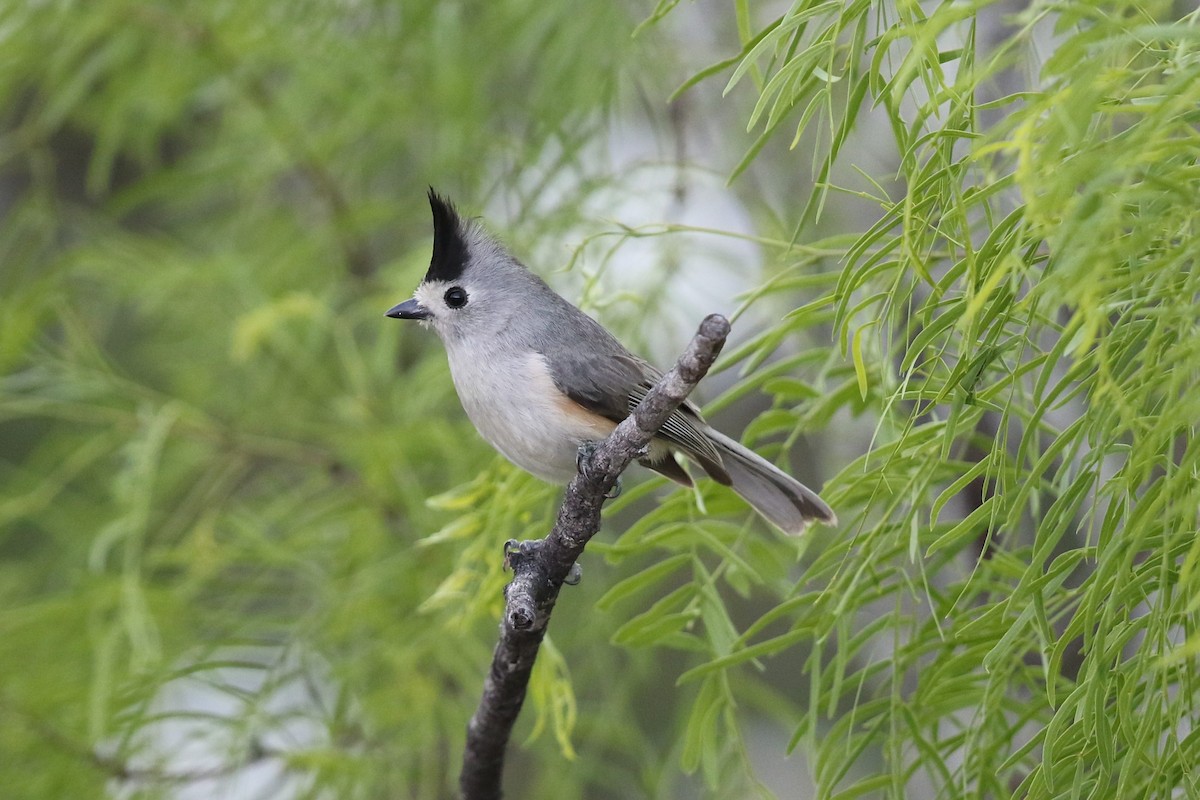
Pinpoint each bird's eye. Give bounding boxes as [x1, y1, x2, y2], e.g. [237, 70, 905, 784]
[444, 287, 468, 309]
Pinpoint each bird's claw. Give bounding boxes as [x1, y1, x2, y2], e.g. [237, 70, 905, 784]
[503, 538, 541, 571]
[577, 442, 621, 500]
[575, 441, 598, 479]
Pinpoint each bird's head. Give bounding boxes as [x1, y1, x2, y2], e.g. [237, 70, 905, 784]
[386, 190, 533, 344]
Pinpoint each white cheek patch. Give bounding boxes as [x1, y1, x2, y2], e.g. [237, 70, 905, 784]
[414, 280, 483, 323]
[414, 281, 449, 315]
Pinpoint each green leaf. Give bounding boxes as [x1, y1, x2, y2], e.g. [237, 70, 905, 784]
[595, 553, 693, 611]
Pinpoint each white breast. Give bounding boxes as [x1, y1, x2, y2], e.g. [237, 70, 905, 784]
[444, 346, 615, 483]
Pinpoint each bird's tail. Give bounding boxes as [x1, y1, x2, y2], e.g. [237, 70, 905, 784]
[705, 429, 836, 536]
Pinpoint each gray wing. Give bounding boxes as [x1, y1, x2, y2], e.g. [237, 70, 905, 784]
[538, 322, 731, 485]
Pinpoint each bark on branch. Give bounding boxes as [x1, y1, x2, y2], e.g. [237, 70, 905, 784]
[458, 313, 731, 800]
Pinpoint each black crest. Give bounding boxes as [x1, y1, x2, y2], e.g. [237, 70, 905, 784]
[425, 188, 469, 283]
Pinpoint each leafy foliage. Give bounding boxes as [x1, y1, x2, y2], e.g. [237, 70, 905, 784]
[637, 0, 1200, 797]
[0, 2, 645, 797]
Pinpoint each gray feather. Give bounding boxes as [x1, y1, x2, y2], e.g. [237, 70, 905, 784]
[639, 450, 694, 487]
[538, 315, 730, 484]
[706, 429, 836, 536]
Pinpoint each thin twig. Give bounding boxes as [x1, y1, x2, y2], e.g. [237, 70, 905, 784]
[459, 313, 731, 800]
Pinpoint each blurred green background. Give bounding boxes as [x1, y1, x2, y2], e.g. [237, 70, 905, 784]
[3, 1, 1200, 798]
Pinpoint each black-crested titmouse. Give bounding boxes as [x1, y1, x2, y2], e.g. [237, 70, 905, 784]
[386, 191, 836, 535]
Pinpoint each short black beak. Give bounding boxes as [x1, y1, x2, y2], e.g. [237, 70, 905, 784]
[385, 298, 431, 320]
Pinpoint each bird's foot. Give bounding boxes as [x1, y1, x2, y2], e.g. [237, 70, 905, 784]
[577, 442, 621, 500]
[575, 441, 598, 479]
[503, 538, 541, 571]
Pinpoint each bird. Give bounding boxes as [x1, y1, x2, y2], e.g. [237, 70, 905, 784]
[386, 190, 836, 535]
